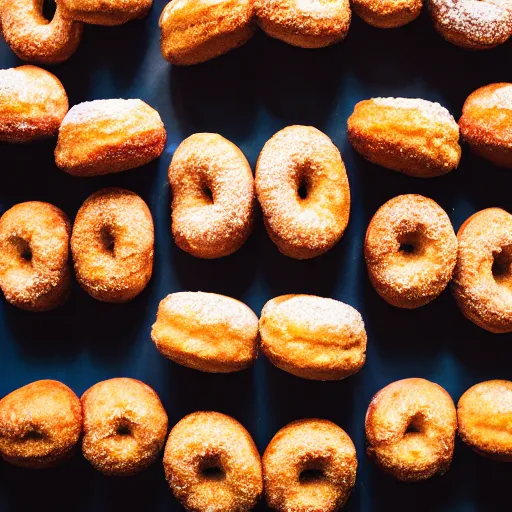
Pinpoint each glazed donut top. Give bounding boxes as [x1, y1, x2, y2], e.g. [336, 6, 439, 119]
[430, 0, 512, 48]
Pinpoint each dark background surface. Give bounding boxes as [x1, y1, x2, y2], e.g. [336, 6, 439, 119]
[1, 2, 512, 510]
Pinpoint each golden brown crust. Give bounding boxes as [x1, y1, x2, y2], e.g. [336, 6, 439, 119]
[1, 0, 83, 64]
[365, 194, 458, 309]
[255, 0, 351, 48]
[365, 378, 457, 482]
[0, 380, 82, 468]
[452, 208, 512, 333]
[60, 0, 152, 25]
[348, 97, 461, 178]
[168, 133, 255, 259]
[55, 99, 166, 177]
[0, 65, 68, 143]
[429, 0, 512, 50]
[71, 188, 154, 303]
[458, 380, 512, 461]
[0, 201, 71, 312]
[259, 294, 366, 381]
[81, 378, 168, 476]
[164, 411, 263, 512]
[263, 419, 357, 512]
[256, 125, 350, 260]
[459, 83, 512, 168]
[352, 0, 422, 28]
[159, 0, 255, 66]
[151, 291, 259, 373]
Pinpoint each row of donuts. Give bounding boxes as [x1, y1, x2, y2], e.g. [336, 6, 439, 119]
[1, 377, 511, 510]
[2, 0, 510, 67]
[4, 66, 512, 176]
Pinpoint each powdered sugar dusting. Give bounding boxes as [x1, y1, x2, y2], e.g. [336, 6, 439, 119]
[372, 97, 456, 125]
[62, 99, 145, 127]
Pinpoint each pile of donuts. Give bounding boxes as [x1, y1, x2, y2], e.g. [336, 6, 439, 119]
[158, 0, 512, 66]
[1, 376, 511, 511]
[0, 0, 155, 64]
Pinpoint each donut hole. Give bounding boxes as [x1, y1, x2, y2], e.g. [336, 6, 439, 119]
[492, 247, 512, 288]
[42, 0, 57, 21]
[116, 424, 132, 436]
[23, 429, 44, 441]
[11, 237, 33, 264]
[296, 174, 310, 201]
[100, 226, 116, 254]
[202, 184, 214, 205]
[199, 456, 225, 481]
[405, 415, 424, 435]
[299, 468, 325, 484]
[398, 232, 423, 257]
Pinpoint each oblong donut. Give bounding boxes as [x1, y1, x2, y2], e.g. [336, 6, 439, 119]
[55, 99, 166, 177]
[151, 291, 259, 373]
[365, 378, 457, 482]
[452, 208, 512, 333]
[263, 419, 357, 512]
[256, 125, 350, 260]
[0, 201, 71, 312]
[60, 0, 152, 25]
[459, 83, 512, 168]
[0, 65, 68, 143]
[352, 0, 422, 27]
[168, 133, 255, 259]
[1, 0, 83, 64]
[255, 0, 351, 48]
[429, 0, 512, 50]
[71, 188, 154, 303]
[0, 380, 82, 468]
[81, 378, 168, 476]
[365, 194, 458, 308]
[259, 294, 367, 381]
[458, 380, 512, 461]
[348, 97, 461, 178]
[163, 411, 263, 512]
[159, 0, 255, 66]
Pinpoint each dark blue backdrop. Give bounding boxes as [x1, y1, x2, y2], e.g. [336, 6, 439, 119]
[1, 3, 511, 510]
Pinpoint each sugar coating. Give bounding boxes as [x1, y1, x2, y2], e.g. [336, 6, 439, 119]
[372, 97, 457, 125]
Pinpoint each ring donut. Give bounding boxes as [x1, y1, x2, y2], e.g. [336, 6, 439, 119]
[429, 0, 512, 50]
[60, 0, 152, 25]
[168, 133, 255, 259]
[365, 194, 458, 308]
[164, 411, 263, 512]
[263, 419, 357, 512]
[365, 378, 457, 481]
[0, 201, 71, 312]
[71, 188, 154, 303]
[256, 125, 350, 259]
[1, 0, 83, 64]
[452, 208, 512, 333]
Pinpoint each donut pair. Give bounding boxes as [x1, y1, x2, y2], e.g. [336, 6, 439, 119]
[165, 412, 357, 512]
[169, 126, 350, 260]
[159, 0, 351, 66]
[0, 188, 154, 311]
[151, 292, 367, 381]
[1, 0, 153, 64]
[0, 378, 167, 475]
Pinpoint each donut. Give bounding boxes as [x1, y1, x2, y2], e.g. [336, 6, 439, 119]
[55, 99, 166, 177]
[452, 208, 512, 333]
[0, 201, 71, 312]
[458, 380, 512, 461]
[163, 411, 263, 512]
[71, 188, 154, 303]
[151, 291, 259, 373]
[365, 378, 457, 482]
[459, 83, 512, 168]
[60, 0, 152, 25]
[256, 126, 350, 260]
[263, 419, 357, 512]
[159, 0, 255, 65]
[168, 133, 255, 259]
[429, 0, 512, 50]
[1, 0, 83, 64]
[0, 380, 82, 468]
[255, 0, 351, 48]
[259, 294, 366, 381]
[351, 0, 422, 27]
[365, 195, 458, 309]
[0, 65, 68, 143]
[347, 97, 461, 178]
[81, 378, 168, 476]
